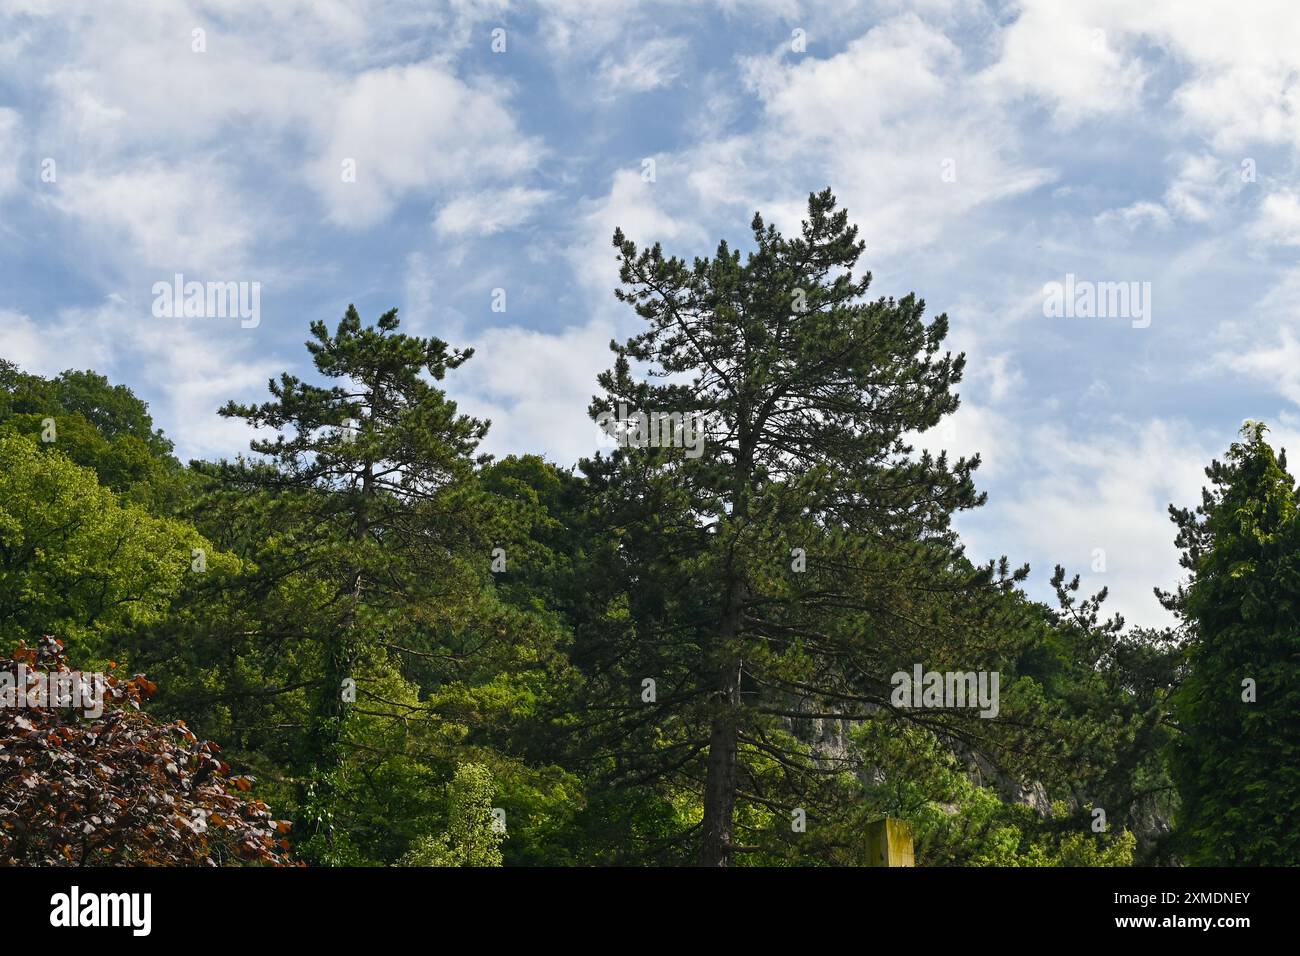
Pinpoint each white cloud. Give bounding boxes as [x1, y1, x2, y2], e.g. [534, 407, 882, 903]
[0, 297, 279, 462]
[449, 319, 620, 465]
[7, 3, 539, 240]
[434, 187, 553, 239]
[722, 14, 1054, 254]
[559, 8, 1059, 334]
[982, 0, 1147, 124]
[313, 62, 544, 228]
[1214, 266, 1300, 407]
[46, 161, 260, 277]
[1151, 1, 1300, 152]
[1229, 331, 1300, 405]
[0, 307, 109, 372]
[914, 400, 1018, 480]
[1094, 201, 1172, 232]
[569, 168, 710, 302]
[539, 0, 690, 60]
[983, 1, 1300, 153]
[596, 36, 689, 97]
[1163, 153, 1240, 223]
[1251, 190, 1300, 247]
[983, 353, 1025, 402]
[995, 417, 1212, 626]
[1173, 65, 1300, 151]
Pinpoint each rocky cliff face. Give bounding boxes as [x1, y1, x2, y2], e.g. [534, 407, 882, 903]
[783, 701, 1055, 816]
[781, 698, 1175, 862]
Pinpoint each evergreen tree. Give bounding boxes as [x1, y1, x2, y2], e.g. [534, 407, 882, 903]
[582, 190, 1031, 865]
[209, 305, 493, 851]
[1162, 421, 1300, 864]
[1039, 570, 1181, 864]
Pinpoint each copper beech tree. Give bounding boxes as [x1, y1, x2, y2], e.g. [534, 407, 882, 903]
[0, 637, 293, 866]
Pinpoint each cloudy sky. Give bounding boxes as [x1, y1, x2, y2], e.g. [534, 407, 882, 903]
[2, 0, 1298, 626]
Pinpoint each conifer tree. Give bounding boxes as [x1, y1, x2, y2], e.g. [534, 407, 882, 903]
[210, 306, 492, 848]
[1162, 421, 1300, 864]
[583, 190, 1029, 865]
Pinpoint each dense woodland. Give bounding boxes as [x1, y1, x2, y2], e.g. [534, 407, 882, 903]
[1, 192, 1296, 866]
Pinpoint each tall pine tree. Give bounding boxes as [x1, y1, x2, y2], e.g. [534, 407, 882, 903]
[581, 190, 1030, 865]
[210, 306, 493, 850]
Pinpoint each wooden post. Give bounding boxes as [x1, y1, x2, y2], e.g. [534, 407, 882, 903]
[865, 817, 915, 867]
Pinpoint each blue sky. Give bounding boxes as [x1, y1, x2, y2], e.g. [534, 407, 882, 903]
[2, 0, 1299, 626]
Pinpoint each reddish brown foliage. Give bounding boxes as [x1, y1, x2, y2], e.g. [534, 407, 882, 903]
[0, 637, 294, 866]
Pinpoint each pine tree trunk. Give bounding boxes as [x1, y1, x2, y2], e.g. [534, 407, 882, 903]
[700, 662, 741, 865]
[700, 580, 744, 866]
[316, 465, 370, 766]
[303, 458, 371, 850]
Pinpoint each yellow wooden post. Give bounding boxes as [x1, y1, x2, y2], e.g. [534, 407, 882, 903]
[864, 817, 915, 867]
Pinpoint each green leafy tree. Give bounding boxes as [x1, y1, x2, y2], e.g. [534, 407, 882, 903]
[398, 763, 505, 867]
[847, 722, 1135, 867]
[1162, 421, 1300, 864]
[475, 455, 694, 864]
[0, 432, 216, 659]
[0, 362, 188, 512]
